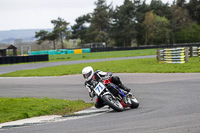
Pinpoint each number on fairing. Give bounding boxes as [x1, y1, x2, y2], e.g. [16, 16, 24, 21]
[94, 82, 106, 96]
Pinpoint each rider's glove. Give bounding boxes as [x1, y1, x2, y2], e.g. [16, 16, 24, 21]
[107, 72, 113, 77]
[89, 92, 95, 98]
[91, 80, 98, 87]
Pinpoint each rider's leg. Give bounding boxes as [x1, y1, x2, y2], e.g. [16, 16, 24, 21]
[110, 76, 131, 93]
[95, 97, 105, 108]
[118, 84, 131, 93]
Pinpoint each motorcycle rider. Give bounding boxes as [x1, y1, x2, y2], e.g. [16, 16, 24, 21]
[82, 66, 131, 109]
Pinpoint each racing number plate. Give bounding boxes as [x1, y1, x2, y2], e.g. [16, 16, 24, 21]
[94, 82, 106, 96]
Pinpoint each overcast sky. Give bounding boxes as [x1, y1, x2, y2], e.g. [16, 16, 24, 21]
[0, 0, 175, 31]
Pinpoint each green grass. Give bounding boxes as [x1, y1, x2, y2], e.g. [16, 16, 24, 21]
[0, 49, 155, 66]
[1, 57, 199, 77]
[49, 49, 156, 62]
[0, 97, 93, 123]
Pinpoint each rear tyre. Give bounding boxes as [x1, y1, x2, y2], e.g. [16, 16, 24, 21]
[102, 94, 124, 112]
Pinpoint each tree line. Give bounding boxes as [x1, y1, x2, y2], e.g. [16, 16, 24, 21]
[35, 0, 200, 49]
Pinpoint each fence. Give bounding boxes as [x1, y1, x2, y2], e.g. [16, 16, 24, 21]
[29, 44, 200, 54]
[90, 43, 200, 52]
[157, 47, 188, 63]
[0, 54, 49, 65]
[31, 48, 91, 55]
[199, 47, 200, 60]
[189, 47, 199, 57]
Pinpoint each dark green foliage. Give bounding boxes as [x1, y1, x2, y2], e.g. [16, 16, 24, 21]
[35, 30, 49, 45]
[186, 0, 200, 24]
[38, 0, 200, 47]
[35, 17, 70, 49]
[86, 0, 112, 44]
[71, 14, 91, 44]
[174, 23, 200, 43]
[149, 0, 172, 19]
[51, 17, 70, 49]
[110, 0, 137, 46]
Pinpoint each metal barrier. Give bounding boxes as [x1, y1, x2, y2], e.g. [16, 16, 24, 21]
[157, 47, 188, 63]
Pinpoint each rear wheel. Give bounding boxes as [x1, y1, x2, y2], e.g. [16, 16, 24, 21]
[102, 94, 124, 112]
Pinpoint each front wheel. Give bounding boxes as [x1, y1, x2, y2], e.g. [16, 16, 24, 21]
[102, 94, 124, 112]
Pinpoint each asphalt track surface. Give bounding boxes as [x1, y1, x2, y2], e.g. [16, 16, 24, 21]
[0, 56, 200, 132]
[1, 73, 200, 133]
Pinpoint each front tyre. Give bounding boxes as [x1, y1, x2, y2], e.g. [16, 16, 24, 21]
[102, 94, 124, 112]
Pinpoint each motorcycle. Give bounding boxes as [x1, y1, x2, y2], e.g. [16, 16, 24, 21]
[92, 78, 139, 112]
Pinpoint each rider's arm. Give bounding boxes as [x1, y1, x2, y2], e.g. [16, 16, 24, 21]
[96, 70, 113, 79]
[85, 82, 95, 98]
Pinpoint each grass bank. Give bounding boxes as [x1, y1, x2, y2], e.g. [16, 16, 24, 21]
[49, 49, 155, 62]
[0, 49, 155, 66]
[1, 57, 199, 77]
[0, 97, 93, 123]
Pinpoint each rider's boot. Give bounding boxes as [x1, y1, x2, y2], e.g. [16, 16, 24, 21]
[118, 84, 131, 93]
[119, 84, 132, 104]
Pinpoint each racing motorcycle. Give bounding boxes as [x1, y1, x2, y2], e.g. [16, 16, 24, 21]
[92, 78, 139, 112]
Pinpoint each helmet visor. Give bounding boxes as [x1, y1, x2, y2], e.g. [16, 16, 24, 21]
[83, 71, 92, 79]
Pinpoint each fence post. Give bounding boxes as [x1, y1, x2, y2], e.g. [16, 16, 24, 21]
[157, 49, 161, 62]
[198, 47, 200, 61]
[189, 47, 193, 57]
[185, 47, 189, 63]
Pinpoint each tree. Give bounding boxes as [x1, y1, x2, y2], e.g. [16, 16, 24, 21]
[154, 15, 171, 45]
[87, 0, 112, 43]
[111, 0, 136, 46]
[142, 11, 171, 45]
[170, 4, 193, 43]
[186, 0, 200, 24]
[134, 0, 150, 46]
[71, 14, 91, 44]
[142, 11, 155, 45]
[35, 30, 49, 45]
[35, 30, 58, 50]
[46, 31, 58, 50]
[177, 0, 187, 7]
[150, 0, 171, 19]
[35, 18, 70, 49]
[51, 17, 70, 49]
[135, 0, 150, 23]
[174, 23, 200, 43]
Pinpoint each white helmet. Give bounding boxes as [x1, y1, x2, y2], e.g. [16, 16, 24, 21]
[82, 66, 94, 81]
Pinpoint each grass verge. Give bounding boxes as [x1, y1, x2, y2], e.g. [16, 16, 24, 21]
[0, 49, 155, 66]
[0, 97, 93, 123]
[49, 49, 156, 62]
[1, 57, 200, 77]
